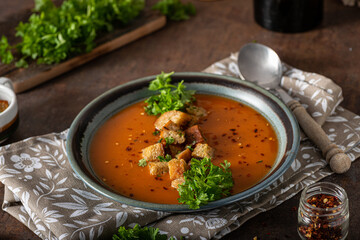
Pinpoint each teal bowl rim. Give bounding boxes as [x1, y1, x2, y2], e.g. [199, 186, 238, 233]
[66, 72, 300, 212]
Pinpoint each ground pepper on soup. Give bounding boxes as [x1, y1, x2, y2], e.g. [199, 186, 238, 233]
[90, 94, 278, 206]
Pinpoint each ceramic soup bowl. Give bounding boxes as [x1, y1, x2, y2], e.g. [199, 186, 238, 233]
[67, 72, 300, 212]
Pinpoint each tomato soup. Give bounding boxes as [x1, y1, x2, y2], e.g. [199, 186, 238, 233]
[90, 94, 278, 204]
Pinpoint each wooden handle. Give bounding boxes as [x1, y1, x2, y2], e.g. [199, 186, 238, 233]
[287, 100, 351, 174]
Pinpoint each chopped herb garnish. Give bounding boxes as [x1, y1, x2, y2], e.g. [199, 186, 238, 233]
[256, 160, 263, 163]
[158, 154, 172, 162]
[177, 158, 234, 209]
[164, 136, 175, 146]
[138, 159, 147, 167]
[144, 72, 195, 115]
[185, 145, 193, 151]
[152, 130, 160, 136]
[112, 223, 175, 240]
[157, 138, 163, 143]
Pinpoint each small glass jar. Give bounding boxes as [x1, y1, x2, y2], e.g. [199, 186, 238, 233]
[298, 182, 349, 240]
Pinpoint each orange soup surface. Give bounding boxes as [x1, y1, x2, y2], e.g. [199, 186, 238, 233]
[90, 94, 278, 204]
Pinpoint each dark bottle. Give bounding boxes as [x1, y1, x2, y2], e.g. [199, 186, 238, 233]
[254, 0, 323, 33]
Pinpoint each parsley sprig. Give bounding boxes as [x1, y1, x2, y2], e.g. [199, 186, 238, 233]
[152, 0, 196, 21]
[0, 36, 13, 64]
[113, 224, 175, 240]
[164, 136, 175, 146]
[144, 72, 195, 115]
[178, 158, 234, 209]
[158, 154, 172, 162]
[138, 159, 147, 167]
[0, 0, 145, 67]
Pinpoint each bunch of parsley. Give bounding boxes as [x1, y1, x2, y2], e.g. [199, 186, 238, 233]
[145, 72, 195, 115]
[0, 0, 145, 67]
[113, 224, 175, 240]
[178, 158, 234, 209]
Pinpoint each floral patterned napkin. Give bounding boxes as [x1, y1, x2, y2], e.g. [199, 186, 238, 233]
[1, 54, 360, 240]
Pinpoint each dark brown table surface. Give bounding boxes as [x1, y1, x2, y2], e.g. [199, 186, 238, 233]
[1, 0, 360, 239]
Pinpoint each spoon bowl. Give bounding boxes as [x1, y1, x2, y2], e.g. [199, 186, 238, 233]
[238, 43, 282, 89]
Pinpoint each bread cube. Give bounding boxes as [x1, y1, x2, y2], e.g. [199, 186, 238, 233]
[160, 130, 185, 144]
[176, 148, 192, 162]
[171, 177, 185, 189]
[162, 120, 180, 131]
[141, 143, 164, 161]
[169, 144, 184, 157]
[168, 159, 188, 180]
[192, 143, 215, 159]
[185, 125, 206, 145]
[186, 105, 208, 118]
[154, 110, 192, 130]
[186, 105, 208, 126]
[148, 162, 169, 176]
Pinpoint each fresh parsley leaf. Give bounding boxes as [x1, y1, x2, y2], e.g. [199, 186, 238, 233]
[178, 158, 234, 209]
[164, 136, 175, 146]
[15, 58, 29, 68]
[158, 154, 172, 162]
[1, 0, 145, 67]
[138, 159, 147, 167]
[152, 0, 196, 21]
[113, 224, 175, 240]
[34, 0, 55, 12]
[145, 72, 195, 115]
[152, 130, 160, 136]
[0, 36, 14, 64]
[185, 145, 193, 151]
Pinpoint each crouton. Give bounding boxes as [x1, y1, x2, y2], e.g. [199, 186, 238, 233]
[176, 148, 192, 162]
[154, 110, 192, 130]
[169, 144, 184, 157]
[162, 120, 180, 131]
[186, 105, 208, 118]
[188, 115, 200, 127]
[142, 143, 164, 161]
[186, 105, 208, 126]
[148, 162, 169, 176]
[171, 177, 185, 189]
[168, 159, 188, 180]
[185, 125, 206, 145]
[160, 130, 185, 144]
[192, 143, 215, 159]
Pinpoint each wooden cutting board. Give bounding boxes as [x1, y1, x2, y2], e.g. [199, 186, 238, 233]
[0, 10, 166, 93]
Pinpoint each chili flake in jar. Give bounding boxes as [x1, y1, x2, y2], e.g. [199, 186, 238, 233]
[0, 100, 9, 113]
[298, 182, 349, 240]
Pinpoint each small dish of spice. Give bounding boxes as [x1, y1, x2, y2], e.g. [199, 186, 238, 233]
[298, 182, 349, 240]
[0, 100, 9, 113]
[0, 77, 19, 144]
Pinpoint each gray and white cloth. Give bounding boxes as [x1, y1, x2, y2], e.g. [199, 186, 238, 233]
[1, 53, 359, 240]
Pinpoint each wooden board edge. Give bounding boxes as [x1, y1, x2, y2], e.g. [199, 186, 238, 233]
[12, 15, 167, 93]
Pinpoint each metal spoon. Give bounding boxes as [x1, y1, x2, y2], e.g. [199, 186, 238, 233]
[237, 43, 351, 174]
